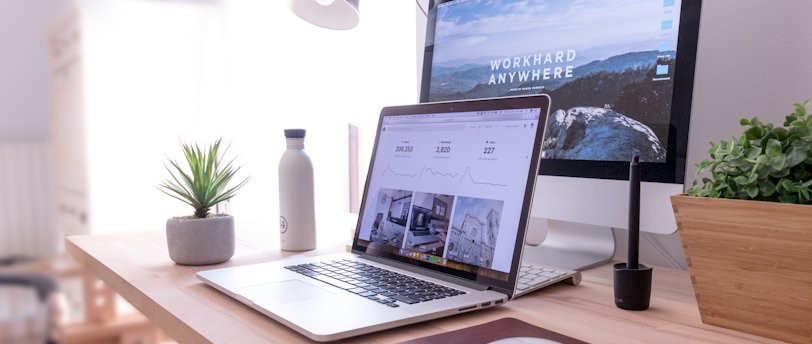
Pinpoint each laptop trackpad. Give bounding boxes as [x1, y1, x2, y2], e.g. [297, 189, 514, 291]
[242, 280, 335, 305]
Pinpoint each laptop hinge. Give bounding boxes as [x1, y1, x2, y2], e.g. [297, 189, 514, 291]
[359, 253, 489, 292]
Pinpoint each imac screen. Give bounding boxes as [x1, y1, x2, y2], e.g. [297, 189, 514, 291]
[411, 206, 431, 230]
[426, 0, 692, 164]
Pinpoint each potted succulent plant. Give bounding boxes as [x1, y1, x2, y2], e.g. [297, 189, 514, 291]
[158, 138, 250, 265]
[671, 100, 812, 344]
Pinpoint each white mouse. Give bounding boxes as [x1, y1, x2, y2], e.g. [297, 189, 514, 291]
[488, 337, 563, 344]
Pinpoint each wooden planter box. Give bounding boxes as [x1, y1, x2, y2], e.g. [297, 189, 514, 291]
[671, 194, 812, 344]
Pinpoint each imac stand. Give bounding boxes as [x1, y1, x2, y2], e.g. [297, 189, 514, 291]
[522, 217, 616, 271]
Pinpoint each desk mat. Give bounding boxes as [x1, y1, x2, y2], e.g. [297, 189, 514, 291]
[397, 317, 588, 344]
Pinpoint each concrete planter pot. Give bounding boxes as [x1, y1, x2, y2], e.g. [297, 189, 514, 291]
[166, 215, 235, 265]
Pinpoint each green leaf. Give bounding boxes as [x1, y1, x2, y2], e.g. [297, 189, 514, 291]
[760, 181, 776, 197]
[779, 195, 798, 203]
[791, 138, 807, 148]
[783, 179, 794, 191]
[776, 178, 789, 195]
[728, 156, 748, 167]
[159, 137, 250, 218]
[745, 127, 763, 140]
[791, 166, 806, 181]
[773, 127, 788, 141]
[760, 132, 777, 148]
[756, 163, 771, 178]
[739, 132, 750, 149]
[769, 166, 791, 178]
[727, 176, 739, 191]
[716, 141, 733, 156]
[746, 147, 762, 159]
[694, 158, 712, 175]
[698, 100, 812, 205]
[770, 153, 787, 170]
[746, 185, 759, 198]
[729, 144, 741, 158]
[797, 104, 807, 117]
[800, 188, 811, 204]
[786, 147, 807, 167]
[765, 139, 782, 157]
[707, 144, 717, 158]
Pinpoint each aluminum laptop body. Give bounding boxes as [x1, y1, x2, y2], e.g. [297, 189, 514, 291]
[197, 95, 551, 342]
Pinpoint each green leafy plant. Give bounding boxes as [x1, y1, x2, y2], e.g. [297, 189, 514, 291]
[688, 100, 812, 204]
[158, 138, 250, 219]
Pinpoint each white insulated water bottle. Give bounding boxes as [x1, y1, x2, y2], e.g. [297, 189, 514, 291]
[278, 129, 316, 251]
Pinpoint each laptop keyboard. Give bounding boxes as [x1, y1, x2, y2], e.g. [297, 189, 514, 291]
[285, 259, 466, 308]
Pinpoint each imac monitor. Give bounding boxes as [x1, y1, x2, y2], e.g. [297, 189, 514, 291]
[387, 195, 412, 227]
[419, 0, 702, 269]
[411, 206, 432, 230]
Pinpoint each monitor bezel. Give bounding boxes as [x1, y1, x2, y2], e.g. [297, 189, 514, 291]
[419, 0, 703, 184]
[351, 94, 551, 296]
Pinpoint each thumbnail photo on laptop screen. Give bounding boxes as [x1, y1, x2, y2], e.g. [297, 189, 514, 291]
[357, 108, 541, 281]
[428, 0, 683, 163]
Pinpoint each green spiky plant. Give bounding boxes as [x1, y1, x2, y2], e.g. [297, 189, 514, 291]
[688, 100, 812, 204]
[158, 138, 250, 219]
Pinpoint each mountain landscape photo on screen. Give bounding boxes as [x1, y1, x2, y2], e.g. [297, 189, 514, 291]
[430, 0, 683, 162]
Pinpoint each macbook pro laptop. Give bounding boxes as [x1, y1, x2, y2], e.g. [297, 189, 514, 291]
[197, 94, 551, 342]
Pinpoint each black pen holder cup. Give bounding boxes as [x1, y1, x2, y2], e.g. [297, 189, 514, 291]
[613, 263, 653, 311]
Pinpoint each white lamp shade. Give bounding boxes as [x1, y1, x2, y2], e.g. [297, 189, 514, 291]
[286, 0, 360, 30]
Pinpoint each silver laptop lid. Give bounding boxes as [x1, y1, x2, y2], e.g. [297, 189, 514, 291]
[351, 95, 550, 295]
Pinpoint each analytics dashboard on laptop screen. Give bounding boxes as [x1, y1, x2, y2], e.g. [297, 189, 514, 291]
[355, 107, 541, 284]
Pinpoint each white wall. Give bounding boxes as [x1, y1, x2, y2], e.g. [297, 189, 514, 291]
[415, 0, 812, 270]
[0, 0, 68, 142]
[653, 0, 812, 269]
[0, 0, 69, 258]
[55, 0, 416, 236]
[686, 0, 812, 179]
[221, 1, 417, 233]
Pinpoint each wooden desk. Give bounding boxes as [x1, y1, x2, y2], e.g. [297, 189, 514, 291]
[66, 229, 782, 344]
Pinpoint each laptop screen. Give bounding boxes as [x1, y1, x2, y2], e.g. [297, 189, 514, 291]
[353, 96, 548, 291]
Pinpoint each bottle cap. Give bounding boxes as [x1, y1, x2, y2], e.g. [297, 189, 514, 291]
[284, 129, 306, 138]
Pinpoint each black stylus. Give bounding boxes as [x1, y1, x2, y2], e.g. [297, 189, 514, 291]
[628, 155, 640, 270]
[613, 154, 651, 310]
